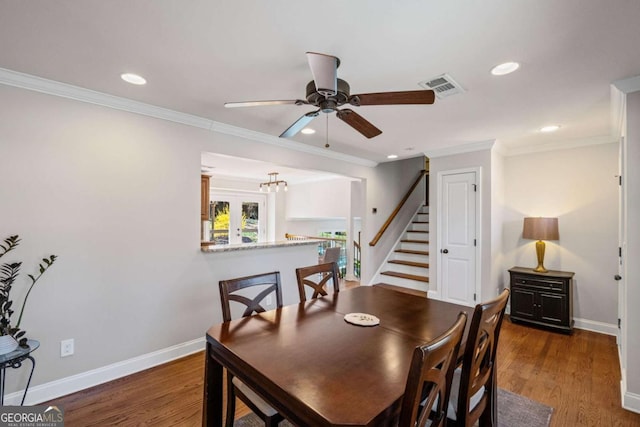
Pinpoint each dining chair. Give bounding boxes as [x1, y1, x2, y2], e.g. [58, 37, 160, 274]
[295, 261, 341, 302]
[218, 272, 285, 427]
[319, 246, 341, 265]
[398, 312, 468, 427]
[447, 289, 510, 427]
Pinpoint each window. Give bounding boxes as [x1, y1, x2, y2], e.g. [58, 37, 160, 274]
[208, 194, 266, 245]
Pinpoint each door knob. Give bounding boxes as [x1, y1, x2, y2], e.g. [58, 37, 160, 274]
[441, 249, 449, 254]
[614, 274, 622, 281]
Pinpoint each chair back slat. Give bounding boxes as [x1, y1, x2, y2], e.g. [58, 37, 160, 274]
[295, 262, 340, 302]
[219, 272, 283, 322]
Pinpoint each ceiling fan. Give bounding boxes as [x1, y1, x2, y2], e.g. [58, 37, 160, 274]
[224, 52, 436, 139]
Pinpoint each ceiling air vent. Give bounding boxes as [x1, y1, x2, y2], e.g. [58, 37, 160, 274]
[418, 74, 465, 99]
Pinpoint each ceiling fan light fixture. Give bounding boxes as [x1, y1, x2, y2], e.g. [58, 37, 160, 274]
[301, 128, 316, 135]
[387, 154, 398, 159]
[120, 73, 147, 85]
[306, 52, 339, 97]
[491, 62, 520, 76]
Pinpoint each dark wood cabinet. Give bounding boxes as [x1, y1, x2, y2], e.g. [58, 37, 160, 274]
[508, 267, 574, 334]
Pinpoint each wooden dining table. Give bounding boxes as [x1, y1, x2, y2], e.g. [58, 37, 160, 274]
[202, 286, 472, 427]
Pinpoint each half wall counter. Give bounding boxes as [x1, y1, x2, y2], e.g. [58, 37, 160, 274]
[200, 239, 321, 253]
[200, 239, 322, 308]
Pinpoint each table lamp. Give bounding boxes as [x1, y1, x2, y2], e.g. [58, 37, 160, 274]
[522, 217, 559, 273]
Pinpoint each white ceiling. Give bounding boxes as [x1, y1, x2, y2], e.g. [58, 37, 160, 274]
[2, 1, 639, 164]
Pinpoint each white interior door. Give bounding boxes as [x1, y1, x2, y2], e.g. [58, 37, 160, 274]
[440, 171, 477, 306]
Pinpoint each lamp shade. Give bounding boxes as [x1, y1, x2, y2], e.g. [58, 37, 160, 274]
[523, 217, 559, 241]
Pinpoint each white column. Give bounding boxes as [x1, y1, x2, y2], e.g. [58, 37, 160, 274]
[344, 181, 358, 281]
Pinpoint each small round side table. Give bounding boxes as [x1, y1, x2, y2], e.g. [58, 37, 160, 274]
[0, 339, 39, 406]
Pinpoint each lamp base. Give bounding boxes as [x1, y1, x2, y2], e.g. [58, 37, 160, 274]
[533, 240, 548, 273]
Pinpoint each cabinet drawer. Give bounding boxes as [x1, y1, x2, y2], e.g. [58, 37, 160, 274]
[511, 275, 566, 293]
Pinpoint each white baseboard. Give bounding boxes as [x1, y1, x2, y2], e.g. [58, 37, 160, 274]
[427, 290, 440, 299]
[4, 337, 205, 406]
[573, 317, 618, 336]
[621, 375, 640, 414]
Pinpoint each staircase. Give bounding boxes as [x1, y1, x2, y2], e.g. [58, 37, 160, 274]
[376, 206, 429, 292]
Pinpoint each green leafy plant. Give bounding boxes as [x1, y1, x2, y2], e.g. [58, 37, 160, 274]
[0, 235, 57, 346]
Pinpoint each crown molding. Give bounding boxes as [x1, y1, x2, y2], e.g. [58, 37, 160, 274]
[613, 75, 640, 94]
[501, 135, 617, 157]
[0, 67, 377, 168]
[0, 67, 213, 129]
[423, 140, 495, 158]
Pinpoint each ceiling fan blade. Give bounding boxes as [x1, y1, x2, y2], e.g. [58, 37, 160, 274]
[349, 90, 435, 106]
[336, 109, 382, 139]
[225, 99, 307, 108]
[279, 110, 320, 138]
[306, 52, 340, 97]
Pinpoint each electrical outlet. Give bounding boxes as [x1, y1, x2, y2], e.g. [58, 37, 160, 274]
[266, 295, 273, 306]
[61, 339, 74, 357]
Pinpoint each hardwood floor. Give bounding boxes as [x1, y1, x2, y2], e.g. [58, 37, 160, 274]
[496, 319, 640, 426]
[44, 318, 640, 426]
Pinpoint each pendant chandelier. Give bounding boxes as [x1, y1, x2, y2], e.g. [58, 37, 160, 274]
[259, 172, 288, 192]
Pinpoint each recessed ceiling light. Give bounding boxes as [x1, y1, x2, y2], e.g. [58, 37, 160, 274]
[387, 154, 398, 159]
[540, 125, 560, 133]
[121, 73, 147, 85]
[300, 128, 315, 135]
[491, 62, 520, 76]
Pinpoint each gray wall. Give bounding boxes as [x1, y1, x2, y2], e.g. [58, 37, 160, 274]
[503, 143, 619, 326]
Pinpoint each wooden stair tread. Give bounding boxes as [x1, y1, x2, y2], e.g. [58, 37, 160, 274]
[380, 271, 429, 282]
[374, 283, 428, 298]
[401, 239, 429, 244]
[388, 260, 429, 268]
[395, 249, 429, 255]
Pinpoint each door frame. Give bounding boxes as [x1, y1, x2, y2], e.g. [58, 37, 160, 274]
[618, 136, 626, 363]
[210, 191, 267, 244]
[434, 167, 481, 306]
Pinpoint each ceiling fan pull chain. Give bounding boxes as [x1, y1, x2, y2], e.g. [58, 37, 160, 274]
[325, 114, 330, 148]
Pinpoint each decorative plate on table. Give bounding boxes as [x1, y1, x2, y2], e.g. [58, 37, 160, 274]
[344, 313, 380, 327]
